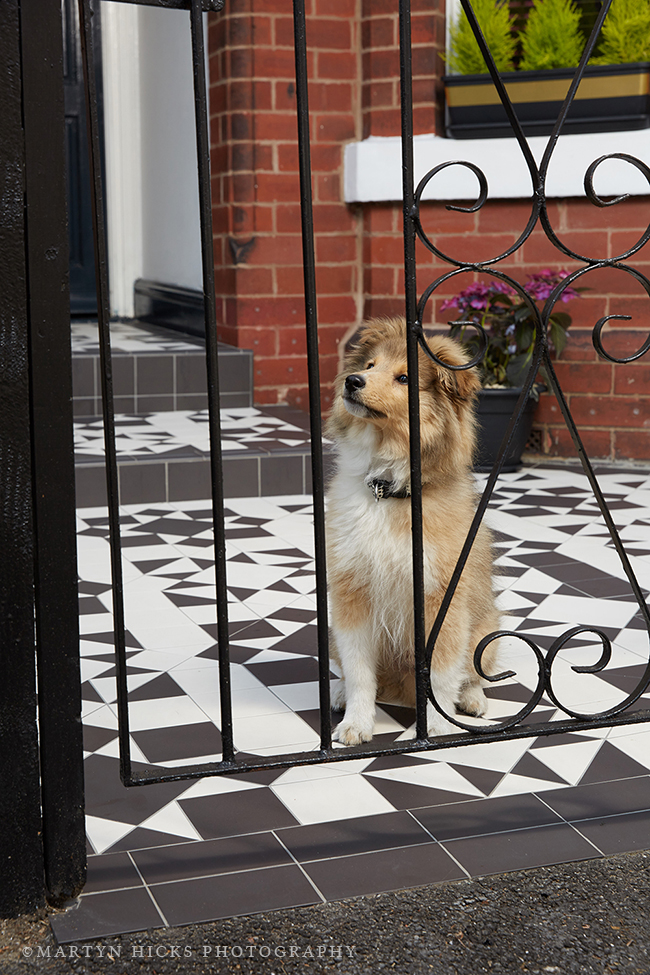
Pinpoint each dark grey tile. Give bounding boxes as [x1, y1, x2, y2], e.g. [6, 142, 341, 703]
[412, 793, 564, 841]
[574, 810, 650, 855]
[136, 354, 173, 395]
[84, 852, 143, 894]
[112, 356, 134, 396]
[260, 455, 303, 495]
[72, 357, 95, 397]
[136, 394, 175, 413]
[278, 810, 434, 862]
[247, 656, 320, 686]
[176, 354, 208, 395]
[50, 888, 162, 943]
[168, 459, 212, 501]
[176, 393, 209, 411]
[217, 351, 251, 394]
[73, 398, 99, 417]
[132, 722, 222, 764]
[179, 788, 299, 840]
[133, 833, 292, 884]
[304, 843, 465, 901]
[84, 754, 190, 825]
[75, 465, 108, 507]
[444, 823, 599, 877]
[579, 742, 650, 785]
[113, 396, 136, 414]
[220, 391, 253, 409]
[119, 463, 167, 505]
[222, 457, 259, 498]
[366, 774, 480, 812]
[151, 864, 319, 927]
[542, 776, 650, 822]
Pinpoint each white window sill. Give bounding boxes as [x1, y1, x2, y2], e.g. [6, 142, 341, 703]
[344, 130, 650, 203]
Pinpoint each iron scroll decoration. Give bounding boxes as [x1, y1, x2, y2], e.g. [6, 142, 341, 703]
[76, 0, 650, 790]
[407, 0, 650, 735]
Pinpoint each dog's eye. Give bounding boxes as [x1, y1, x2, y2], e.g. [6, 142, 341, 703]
[366, 362, 374, 370]
[396, 374, 408, 384]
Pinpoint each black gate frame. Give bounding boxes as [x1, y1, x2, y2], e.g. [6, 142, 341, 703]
[3, 0, 650, 915]
[82, 0, 650, 791]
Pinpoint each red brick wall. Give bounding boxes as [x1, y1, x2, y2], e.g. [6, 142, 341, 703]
[208, 3, 650, 459]
[208, 0, 361, 411]
[360, 196, 650, 460]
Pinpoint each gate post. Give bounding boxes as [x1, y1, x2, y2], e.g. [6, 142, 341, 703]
[0, 0, 85, 916]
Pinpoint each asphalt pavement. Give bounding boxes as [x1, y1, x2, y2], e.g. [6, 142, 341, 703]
[2, 849, 650, 974]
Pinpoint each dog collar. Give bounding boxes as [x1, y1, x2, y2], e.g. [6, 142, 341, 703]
[368, 478, 411, 502]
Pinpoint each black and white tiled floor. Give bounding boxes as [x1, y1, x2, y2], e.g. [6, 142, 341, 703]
[72, 321, 203, 355]
[52, 464, 650, 942]
[74, 407, 315, 461]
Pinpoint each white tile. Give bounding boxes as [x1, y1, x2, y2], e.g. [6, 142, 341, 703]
[365, 762, 484, 797]
[176, 776, 263, 800]
[527, 594, 636, 629]
[233, 712, 320, 753]
[114, 696, 214, 732]
[490, 773, 569, 798]
[271, 773, 395, 825]
[83, 704, 119, 731]
[85, 816, 135, 855]
[126, 623, 213, 652]
[268, 682, 321, 711]
[417, 737, 533, 772]
[530, 739, 604, 786]
[140, 802, 202, 841]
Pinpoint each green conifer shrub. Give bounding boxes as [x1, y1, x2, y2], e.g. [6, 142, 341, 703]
[590, 0, 650, 65]
[446, 0, 516, 75]
[519, 0, 585, 71]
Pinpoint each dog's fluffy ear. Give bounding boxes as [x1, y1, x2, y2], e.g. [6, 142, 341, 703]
[344, 317, 403, 372]
[424, 336, 482, 403]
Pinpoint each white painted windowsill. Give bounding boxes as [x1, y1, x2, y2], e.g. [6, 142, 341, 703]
[344, 130, 650, 203]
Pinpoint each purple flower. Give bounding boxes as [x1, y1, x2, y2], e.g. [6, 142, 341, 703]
[440, 279, 515, 313]
[524, 269, 581, 303]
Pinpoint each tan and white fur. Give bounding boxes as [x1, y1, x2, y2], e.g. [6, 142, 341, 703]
[325, 316, 500, 744]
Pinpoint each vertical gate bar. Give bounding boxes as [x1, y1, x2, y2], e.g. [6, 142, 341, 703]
[189, 0, 234, 763]
[78, 0, 132, 783]
[21, 0, 86, 902]
[0, 0, 46, 916]
[292, 0, 332, 750]
[399, 0, 428, 741]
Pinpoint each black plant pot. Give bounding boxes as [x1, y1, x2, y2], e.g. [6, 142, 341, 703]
[444, 62, 650, 139]
[474, 386, 537, 473]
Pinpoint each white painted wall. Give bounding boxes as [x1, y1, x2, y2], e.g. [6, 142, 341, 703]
[138, 5, 203, 293]
[101, 1, 143, 318]
[102, 3, 203, 316]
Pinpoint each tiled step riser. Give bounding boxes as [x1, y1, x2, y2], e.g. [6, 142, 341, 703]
[75, 452, 327, 507]
[73, 347, 253, 416]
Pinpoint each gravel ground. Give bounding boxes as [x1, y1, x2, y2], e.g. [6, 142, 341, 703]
[2, 851, 650, 974]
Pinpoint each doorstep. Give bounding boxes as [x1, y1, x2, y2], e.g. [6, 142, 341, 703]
[74, 405, 333, 506]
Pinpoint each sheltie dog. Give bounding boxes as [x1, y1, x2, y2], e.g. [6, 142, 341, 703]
[325, 316, 500, 744]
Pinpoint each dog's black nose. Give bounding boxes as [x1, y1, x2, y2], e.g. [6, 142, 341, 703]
[345, 374, 366, 392]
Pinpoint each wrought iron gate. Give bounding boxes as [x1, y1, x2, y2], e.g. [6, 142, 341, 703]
[2, 0, 650, 914]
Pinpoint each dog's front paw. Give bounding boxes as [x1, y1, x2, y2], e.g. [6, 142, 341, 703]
[456, 684, 488, 718]
[333, 719, 373, 746]
[426, 704, 461, 738]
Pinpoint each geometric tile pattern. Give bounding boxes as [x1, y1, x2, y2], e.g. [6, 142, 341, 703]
[72, 320, 202, 355]
[74, 407, 316, 461]
[52, 463, 650, 942]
